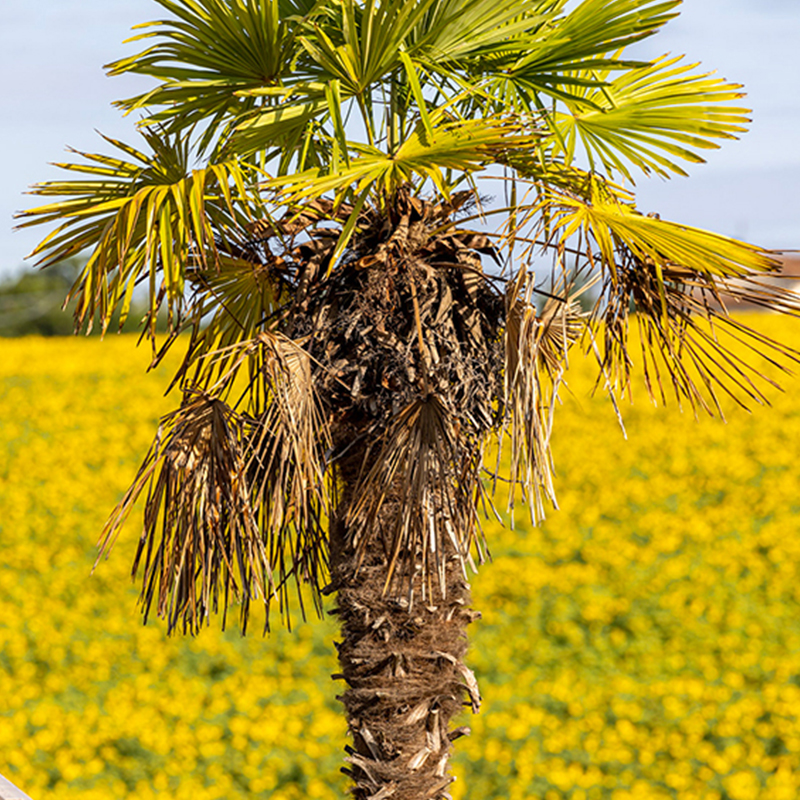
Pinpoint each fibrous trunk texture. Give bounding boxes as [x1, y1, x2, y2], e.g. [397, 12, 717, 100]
[276, 194, 497, 798]
[330, 505, 481, 800]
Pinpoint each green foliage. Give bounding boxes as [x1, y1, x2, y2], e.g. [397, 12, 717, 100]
[17, 0, 768, 346]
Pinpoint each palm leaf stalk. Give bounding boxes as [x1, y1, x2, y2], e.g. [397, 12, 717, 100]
[17, 0, 800, 797]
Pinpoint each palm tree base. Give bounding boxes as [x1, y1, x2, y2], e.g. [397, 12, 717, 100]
[331, 540, 481, 800]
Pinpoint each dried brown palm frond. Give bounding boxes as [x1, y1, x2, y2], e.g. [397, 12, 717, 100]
[597, 254, 800, 416]
[97, 392, 270, 634]
[536, 278, 590, 379]
[243, 331, 332, 627]
[245, 199, 354, 308]
[501, 269, 586, 523]
[345, 395, 486, 604]
[247, 197, 355, 242]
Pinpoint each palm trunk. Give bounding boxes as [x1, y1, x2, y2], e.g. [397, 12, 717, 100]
[329, 489, 482, 800]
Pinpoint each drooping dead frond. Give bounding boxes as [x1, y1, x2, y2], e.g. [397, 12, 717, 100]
[100, 328, 334, 634]
[501, 270, 586, 524]
[598, 255, 800, 417]
[97, 392, 270, 635]
[244, 331, 332, 627]
[536, 279, 589, 379]
[345, 395, 486, 603]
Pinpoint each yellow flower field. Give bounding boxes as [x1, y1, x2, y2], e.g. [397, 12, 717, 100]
[3, 316, 800, 800]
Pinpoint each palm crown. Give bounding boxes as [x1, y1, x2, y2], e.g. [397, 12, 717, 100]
[17, 1, 800, 797]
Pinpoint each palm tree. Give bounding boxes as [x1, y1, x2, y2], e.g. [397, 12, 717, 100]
[17, 1, 800, 797]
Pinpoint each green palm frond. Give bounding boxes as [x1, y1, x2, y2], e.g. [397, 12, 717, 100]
[472, 0, 680, 113]
[271, 115, 534, 199]
[297, 0, 438, 97]
[177, 250, 286, 389]
[553, 55, 751, 180]
[408, 0, 552, 65]
[106, 0, 310, 150]
[542, 0, 679, 64]
[228, 90, 330, 161]
[536, 182, 778, 280]
[17, 130, 259, 334]
[288, 0, 549, 111]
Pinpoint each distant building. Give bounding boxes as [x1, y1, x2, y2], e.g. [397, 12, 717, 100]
[774, 255, 800, 288]
[710, 253, 800, 312]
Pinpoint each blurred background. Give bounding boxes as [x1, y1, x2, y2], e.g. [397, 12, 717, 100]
[4, 323, 800, 800]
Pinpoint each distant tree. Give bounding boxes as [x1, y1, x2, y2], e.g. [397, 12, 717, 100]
[0, 259, 169, 337]
[17, 1, 800, 798]
[0, 260, 82, 336]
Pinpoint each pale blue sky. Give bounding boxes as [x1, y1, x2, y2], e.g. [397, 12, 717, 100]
[2, 0, 798, 279]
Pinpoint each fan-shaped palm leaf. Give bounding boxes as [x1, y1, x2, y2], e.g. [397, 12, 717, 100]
[107, 0, 310, 150]
[471, 0, 680, 113]
[536, 182, 778, 280]
[175, 250, 285, 390]
[552, 54, 751, 180]
[17, 131, 259, 333]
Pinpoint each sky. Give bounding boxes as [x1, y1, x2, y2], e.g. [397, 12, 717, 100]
[1, 0, 798, 280]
